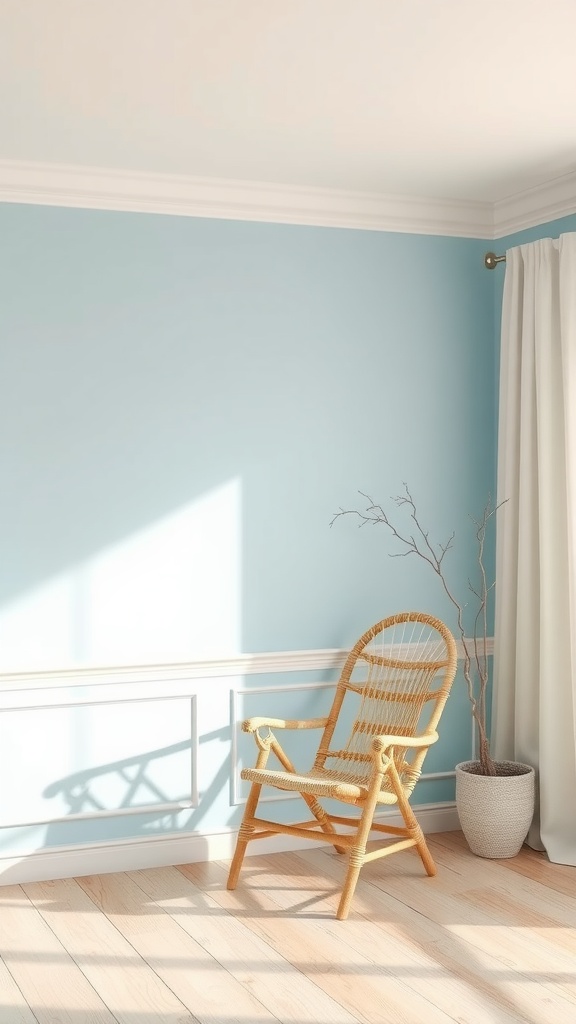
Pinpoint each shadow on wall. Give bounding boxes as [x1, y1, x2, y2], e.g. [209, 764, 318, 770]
[17, 726, 234, 854]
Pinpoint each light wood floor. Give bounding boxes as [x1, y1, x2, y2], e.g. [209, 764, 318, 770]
[0, 830, 575, 1024]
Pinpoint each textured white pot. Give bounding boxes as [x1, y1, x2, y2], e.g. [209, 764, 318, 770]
[455, 760, 535, 858]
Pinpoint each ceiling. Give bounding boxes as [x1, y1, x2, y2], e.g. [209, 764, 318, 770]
[1, 0, 576, 206]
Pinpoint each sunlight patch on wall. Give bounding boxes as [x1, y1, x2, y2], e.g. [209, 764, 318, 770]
[0, 479, 241, 671]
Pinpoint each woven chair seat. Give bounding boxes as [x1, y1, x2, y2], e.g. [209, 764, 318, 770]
[241, 765, 400, 804]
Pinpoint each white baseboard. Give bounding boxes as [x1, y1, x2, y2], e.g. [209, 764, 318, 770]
[0, 802, 459, 886]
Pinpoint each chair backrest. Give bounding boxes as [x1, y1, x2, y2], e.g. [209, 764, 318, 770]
[313, 612, 458, 793]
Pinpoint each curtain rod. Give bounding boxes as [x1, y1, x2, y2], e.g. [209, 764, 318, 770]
[484, 251, 506, 270]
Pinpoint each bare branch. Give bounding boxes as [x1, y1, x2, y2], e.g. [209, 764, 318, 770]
[331, 485, 503, 776]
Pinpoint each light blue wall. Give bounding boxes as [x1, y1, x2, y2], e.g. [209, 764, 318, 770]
[0, 203, 496, 856]
[0, 205, 495, 655]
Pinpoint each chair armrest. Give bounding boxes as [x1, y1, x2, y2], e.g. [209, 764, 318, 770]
[372, 732, 438, 753]
[243, 716, 329, 733]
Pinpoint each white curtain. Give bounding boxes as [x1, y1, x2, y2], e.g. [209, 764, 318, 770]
[493, 232, 576, 864]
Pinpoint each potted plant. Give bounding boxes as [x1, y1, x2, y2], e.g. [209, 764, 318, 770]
[331, 484, 535, 858]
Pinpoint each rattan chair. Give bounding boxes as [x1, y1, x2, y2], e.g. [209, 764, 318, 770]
[228, 611, 458, 919]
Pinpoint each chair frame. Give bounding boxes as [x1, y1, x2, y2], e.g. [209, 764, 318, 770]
[227, 611, 458, 919]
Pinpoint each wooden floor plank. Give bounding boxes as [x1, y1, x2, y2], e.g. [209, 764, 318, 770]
[264, 849, 535, 1024]
[363, 840, 576, 1017]
[183, 858, 458, 1024]
[461, 886, 576, 960]
[0, 956, 39, 1024]
[0, 884, 117, 1024]
[433, 830, 576, 900]
[132, 864, 361, 1024]
[76, 871, 282, 1024]
[360, 842, 576, 982]
[290, 844, 576, 1024]
[22, 877, 199, 1024]
[217, 850, 532, 1024]
[424, 837, 576, 936]
[1, 833, 575, 1024]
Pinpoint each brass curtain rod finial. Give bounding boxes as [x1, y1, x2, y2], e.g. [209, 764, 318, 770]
[484, 251, 506, 270]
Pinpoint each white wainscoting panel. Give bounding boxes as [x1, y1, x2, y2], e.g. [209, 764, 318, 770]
[0, 695, 198, 829]
[0, 640, 484, 883]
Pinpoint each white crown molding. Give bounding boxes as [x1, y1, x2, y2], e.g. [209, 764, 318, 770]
[1, 159, 574, 238]
[493, 168, 576, 238]
[0, 802, 460, 885]
[0, 158, 493, 238]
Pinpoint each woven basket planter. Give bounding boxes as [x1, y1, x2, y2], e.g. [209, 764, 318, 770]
[455, 760, 535, 858]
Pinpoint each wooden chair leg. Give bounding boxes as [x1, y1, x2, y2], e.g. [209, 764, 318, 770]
[396, 787, 436, 877]
[337, 848, 365, 920]
[336, 786, 382, 920]
[227, 781, 262, 890]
